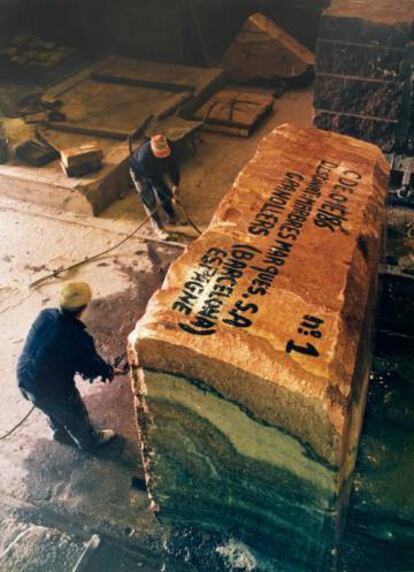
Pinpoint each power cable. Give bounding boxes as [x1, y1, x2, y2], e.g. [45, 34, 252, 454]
[175, 197, 202, 236]
[0, 406, 35, 440]
[29, 195, 202, 290]
[29, 208, 157, 289]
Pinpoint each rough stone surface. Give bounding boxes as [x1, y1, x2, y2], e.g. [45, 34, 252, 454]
[314, 76, 404, 120]
[316, 42, 405, 81]
[0, 520, 83, 572]
[313, 0, 414, 152]
[223, 12, 315, 83]
[129, 123, 389, 567]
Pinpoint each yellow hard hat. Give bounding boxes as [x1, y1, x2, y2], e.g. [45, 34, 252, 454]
[150, 134, 171, 158]
[59, 281, 92, 310]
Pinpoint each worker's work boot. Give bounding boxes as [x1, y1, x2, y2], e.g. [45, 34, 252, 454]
[147, 215, 169, 240]
[155, 227, 170, 241]
[74, 428, 116, 452]
[94, 429, 116, 448]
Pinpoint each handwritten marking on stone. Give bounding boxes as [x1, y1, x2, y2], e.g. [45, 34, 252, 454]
[172, 160, 363, 336]
[285, 315, 324, 358]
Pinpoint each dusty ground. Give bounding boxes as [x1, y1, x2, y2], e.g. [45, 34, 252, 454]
[0, 86, 313, 570]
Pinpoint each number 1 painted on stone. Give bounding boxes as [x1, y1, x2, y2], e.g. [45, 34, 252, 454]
[285, 315, 324, 358]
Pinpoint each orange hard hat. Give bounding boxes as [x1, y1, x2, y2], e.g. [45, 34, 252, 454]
[150, 134, 171, 158]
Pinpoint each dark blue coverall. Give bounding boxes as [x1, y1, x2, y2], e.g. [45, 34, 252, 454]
[130, 139, 180, 228]
[17, 308, 114, 450]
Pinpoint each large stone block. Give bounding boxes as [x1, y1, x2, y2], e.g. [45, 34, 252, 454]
[129, 124, 388, 568]
[314, 76, 404, 120]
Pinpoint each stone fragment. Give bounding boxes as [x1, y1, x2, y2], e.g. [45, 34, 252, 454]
[60, 141, 103, 169]
[129, 123, 389, 568]
[223, 12, 315, 83]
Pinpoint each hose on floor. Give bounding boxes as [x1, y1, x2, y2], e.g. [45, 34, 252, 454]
[175, 197, 202, 236]
[29, 208, 158, 289]
[29, 195, 202, 290]
[0, 406, 35, 440]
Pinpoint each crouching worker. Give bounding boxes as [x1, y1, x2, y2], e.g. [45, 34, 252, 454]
[17, 281, 119, 452]
[130, 134, 180, 238]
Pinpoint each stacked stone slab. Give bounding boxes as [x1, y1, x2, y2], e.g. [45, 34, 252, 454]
[314, 0, 414, 152]
[128, 123, 388, 569]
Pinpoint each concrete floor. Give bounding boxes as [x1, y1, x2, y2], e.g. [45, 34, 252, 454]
[0, 85, 313, 570]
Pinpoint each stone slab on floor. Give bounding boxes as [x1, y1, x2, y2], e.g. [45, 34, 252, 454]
[93, 56, 223, 95]
[129, 123, 388, 568]
[0, 506, 168, 572]
[313, 0, 414, 152]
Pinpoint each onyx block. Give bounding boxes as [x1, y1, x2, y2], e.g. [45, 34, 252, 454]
[129, 123, 389, 569]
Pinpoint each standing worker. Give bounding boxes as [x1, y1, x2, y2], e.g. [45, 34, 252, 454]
[16, 281, 120, 452]
[130, 134, 180, 238]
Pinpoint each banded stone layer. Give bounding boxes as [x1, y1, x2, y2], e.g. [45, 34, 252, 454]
[129, 124, 388, 568]
[313, 0, 414, 152]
